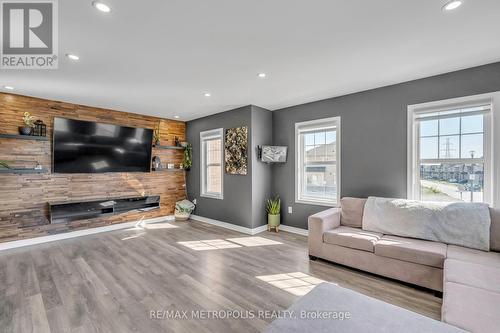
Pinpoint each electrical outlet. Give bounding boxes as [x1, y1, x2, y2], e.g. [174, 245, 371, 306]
[288, 206, 293, 214]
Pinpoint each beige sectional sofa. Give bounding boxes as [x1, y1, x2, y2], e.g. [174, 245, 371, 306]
[308, 197, 500, 333]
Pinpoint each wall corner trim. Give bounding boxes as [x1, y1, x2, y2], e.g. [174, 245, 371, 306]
[278, 225, 309, 236]
[0, 215, 175, 252]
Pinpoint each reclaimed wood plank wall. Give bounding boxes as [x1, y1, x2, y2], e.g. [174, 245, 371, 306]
[0, 93, 187, 243]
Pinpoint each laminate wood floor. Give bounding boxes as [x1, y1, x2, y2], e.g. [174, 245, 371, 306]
[0, 219, 442, 333]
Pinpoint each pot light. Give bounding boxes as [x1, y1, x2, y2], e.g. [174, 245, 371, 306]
[3, 85, 14, 90]
[442, 0, 463, 11]
[204, 92, 211, 97]
[174, 115, 180, 119]
[258, 73, 267, 78]
[92, 1, 111, 13]
[66, 53, 80, 61]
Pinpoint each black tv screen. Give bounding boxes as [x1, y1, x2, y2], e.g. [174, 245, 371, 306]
[53, 117, 153, 173]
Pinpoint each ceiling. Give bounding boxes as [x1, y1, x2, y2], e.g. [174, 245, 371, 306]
[2, 0, 500, 121]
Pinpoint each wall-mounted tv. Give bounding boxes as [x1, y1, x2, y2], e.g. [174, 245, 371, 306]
[261, 145, 288, 163]
[53, 117, 153, 173]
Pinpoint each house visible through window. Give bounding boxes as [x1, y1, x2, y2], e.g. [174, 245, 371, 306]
[409, 103, 491, 203]
[295, 117, 340, 206]
[200, 128, 223, 199]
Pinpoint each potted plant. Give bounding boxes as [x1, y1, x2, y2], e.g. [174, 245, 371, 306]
[19, 112, 35, 135]
[266, 196, 281, 232]
[180, 143, 192, 171]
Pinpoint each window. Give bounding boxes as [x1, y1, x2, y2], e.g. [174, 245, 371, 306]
[295, 117, 340, 206]
[200, 128, 223, 199]
[408, 99, 492, 204]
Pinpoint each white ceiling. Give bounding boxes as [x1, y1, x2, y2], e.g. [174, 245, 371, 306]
[2, 0, 500, 121]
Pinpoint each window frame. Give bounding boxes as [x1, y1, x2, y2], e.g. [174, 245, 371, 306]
[200, 128, 224, 200]
[295, 117, 341, 207]
[407, 95, 494, 205]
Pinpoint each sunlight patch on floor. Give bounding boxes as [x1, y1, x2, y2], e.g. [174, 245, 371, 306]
[178, 239, 242, 251]
[125, 222, 179, 231]
[121, 232, 146, 241]
[226, 236, 283, 247]
[256, 272, 328, 296]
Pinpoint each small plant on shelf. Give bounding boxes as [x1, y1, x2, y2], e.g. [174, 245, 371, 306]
[0, 161, 10, 169]
[266, 196, 281, 232]
[181, 143, 192, 171]
[19, 112, 35, 135]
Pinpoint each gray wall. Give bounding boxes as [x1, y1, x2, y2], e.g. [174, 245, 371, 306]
[186, 105, 273, 229]
[186, 105, 253, 228]
[251, 106, 274, 228]
[273, 62, 500, 229]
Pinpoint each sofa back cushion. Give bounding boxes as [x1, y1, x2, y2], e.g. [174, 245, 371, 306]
[490, 208, 500, 252]
[340, 197, 367, 228]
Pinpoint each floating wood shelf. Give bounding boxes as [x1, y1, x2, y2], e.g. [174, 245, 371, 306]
[152, 168, 184, 172]
[0, 168, 48, 174]
[0, 133, 49, 141]
[152, 145, 184, 150]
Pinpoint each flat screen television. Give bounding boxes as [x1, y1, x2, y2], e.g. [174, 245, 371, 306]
[261, 145, 288, 163]
[53, 117, 153, 173]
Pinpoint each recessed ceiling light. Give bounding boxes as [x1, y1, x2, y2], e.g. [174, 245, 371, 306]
[4, 85, 14, 90]
[442, 0, 463, 11]
[204, 92, 211, 97]
[92, 1, 111, 13]
[258, 73, 267, 78]
[66, 53, 80, 61]
[174, 115, 180, 119]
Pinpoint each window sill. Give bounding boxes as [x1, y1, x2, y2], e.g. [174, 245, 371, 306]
[201, 193, 224, 200]
[295, 198, 338, 207]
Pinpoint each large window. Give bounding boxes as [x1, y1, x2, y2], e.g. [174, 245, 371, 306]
[200, 128, 223, 199]
[295, 117, 340, 206]
[408, 99, 492, 204]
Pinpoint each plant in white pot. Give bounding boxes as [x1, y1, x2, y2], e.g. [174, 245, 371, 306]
[266, 196, 281, 232]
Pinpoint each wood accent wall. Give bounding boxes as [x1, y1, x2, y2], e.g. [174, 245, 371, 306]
[0, 93, 187, 243]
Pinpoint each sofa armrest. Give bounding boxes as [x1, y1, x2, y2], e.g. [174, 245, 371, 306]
[308, 208, 341, 256]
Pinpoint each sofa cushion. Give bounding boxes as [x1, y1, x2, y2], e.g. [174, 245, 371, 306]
[340, 197, 366, 228]
[447, 245, 500, 268]
[323, 226, 382, 252]
[444, 259, 500, 293]
[374, 235, 447, 268]
[442, 281, 500, 333]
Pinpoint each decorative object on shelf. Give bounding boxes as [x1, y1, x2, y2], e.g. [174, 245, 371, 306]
[34, 161, 43, 170]
[175, 136, 181, 147]
[32, 120, 47, 137]
[167, 163, 175, 169]
[153, 122, 161, 145]
[0, 160, 11, 169]
[180, 143, 192, 171]
[152, 156, 162, 171]
[19, 112, 35, 135]
[225, 126, 248, 175]
[174, 199, 196, 221]
[266, 195, 281, 232]
[180, 141, 188, 148]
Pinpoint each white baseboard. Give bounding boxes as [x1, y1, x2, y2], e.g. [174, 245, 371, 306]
[279, 225, 308, 236]
[0, 215, 175, 252]
[190, 215, 308, 236]
[190, 215, 267, 235]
